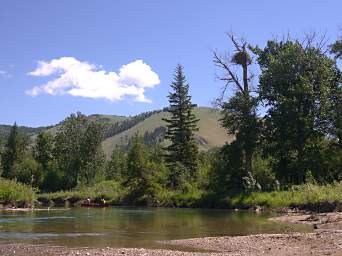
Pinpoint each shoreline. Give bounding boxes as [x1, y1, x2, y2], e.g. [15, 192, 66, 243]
[1, 212, 342, 255]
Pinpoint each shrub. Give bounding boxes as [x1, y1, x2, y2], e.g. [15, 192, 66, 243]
[0, 179, 36, 206]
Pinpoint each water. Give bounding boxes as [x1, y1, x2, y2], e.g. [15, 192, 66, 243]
[0, 207, 312, 249]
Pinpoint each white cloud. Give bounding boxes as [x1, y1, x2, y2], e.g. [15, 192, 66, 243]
[0, 70, 11, 79]
[26, 57, 160, 103]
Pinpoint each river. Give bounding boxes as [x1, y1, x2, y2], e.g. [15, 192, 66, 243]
[0, 207, 312, 250]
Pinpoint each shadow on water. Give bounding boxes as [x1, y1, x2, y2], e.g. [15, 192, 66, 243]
[0, 207, 313, 251]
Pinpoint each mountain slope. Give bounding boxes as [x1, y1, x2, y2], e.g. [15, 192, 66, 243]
[0, 107, 233, 157]
[102, 107, 233, 157]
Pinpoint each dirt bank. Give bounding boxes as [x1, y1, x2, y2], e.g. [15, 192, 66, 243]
[270, 211, 342, 230]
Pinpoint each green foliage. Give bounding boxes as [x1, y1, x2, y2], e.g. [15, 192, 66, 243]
[1, 123, 29, 179]
[331, 39, 342, 59]
[2, 40, 342, 210]
[106, 146, 126, 181]
[33, 131, 54, 171]
[220, 93, 261, 191]
[103, 110, 162, 140]
[163, 64, 199, 188]
[54, 112, 104, 189]
[0, 179, 36, 206]
[40, 165, 63, 192]
[230, 183, 342, 209]
[16, 155, 42, 187]
[0, 124, 49, 142]
[79, 121, 105, 185]
[124, 135, 156, 204]
[254, 39, 342, 185]
[209, 141, 245, 194]
[102, 107, 231, 157]
[39, 180, 125, 206]
[214, 36, 260, 189]
[252, 155, 276, 191]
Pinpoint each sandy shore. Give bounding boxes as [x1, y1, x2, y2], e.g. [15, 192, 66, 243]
[2, 212, 342, 255]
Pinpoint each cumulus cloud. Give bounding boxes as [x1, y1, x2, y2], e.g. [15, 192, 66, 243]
[26, 57, 160, 103]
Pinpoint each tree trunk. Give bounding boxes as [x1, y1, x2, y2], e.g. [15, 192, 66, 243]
[245, 150, 253, 178]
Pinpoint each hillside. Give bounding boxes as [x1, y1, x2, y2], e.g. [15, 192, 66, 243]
[0, 107, 233, 156]
[102, 107, 233, 157]
[0, 124, 50, 143]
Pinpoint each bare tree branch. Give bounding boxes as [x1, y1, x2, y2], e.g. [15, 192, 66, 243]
[213, 51, 244, 92]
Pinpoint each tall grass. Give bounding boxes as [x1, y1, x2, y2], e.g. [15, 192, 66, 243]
[38, 180, 126, 205]
[0, 179, 36, 206]
[230, 182, 342, 208]
[37, 182, 342, 209]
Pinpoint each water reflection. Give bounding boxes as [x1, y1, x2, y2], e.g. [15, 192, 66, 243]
[0, 207, 312, 249]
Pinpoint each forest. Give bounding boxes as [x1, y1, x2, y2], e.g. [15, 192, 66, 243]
[1, 34, 342, 209]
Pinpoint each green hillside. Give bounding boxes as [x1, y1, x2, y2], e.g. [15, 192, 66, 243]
[0, 107, 233, 157]
[0, 124, 50, 143]
[45, 114, 130, 136]
[102, 107, 233, 158]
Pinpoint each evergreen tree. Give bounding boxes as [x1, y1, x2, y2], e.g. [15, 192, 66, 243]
[106, 146, 126, 181]
[163, 64, 199, 188]
[126, 135, 148, 182]
[125, 135, 151, 203]
[1, 123, 26, 179]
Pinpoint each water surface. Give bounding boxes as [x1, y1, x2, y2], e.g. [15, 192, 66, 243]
[0, 207, 312, 249]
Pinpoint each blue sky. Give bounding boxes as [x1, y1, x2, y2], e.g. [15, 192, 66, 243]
[0, 0, 341, 127]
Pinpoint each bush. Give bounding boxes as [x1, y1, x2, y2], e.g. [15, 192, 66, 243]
[0, 179, 36, 206]
[38, 180, 125, 206]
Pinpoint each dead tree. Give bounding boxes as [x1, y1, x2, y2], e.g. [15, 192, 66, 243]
[213, 33, 257, 186]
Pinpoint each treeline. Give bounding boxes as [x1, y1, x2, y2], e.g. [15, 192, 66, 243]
[0, 124, 50, 145]
[102, 110, 162, 140]
[1, 34, 342, 208]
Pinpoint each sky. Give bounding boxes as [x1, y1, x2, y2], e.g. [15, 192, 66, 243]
[0, 0, 341, 127]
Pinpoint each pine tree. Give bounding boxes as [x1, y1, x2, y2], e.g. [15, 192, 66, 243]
[1, 123, 25, 179]
[106, 146, 126, 181]
[163, 64, 199, 187]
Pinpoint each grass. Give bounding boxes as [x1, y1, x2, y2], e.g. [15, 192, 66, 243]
[101, 107, 232, 158]
[0, 179, 36, 206]
[6, 178, 342, 210]
[38, 180, 126, 206]
[229, 182, 342, 209]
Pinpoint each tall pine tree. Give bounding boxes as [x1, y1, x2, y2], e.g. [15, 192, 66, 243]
[1, 123, 26, 179]
[163, 64, 199, 188]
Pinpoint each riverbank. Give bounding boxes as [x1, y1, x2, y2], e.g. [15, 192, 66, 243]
[1, 212, 342, 256]
[1, 231, 342, 255]
[3, 177, 342, 210]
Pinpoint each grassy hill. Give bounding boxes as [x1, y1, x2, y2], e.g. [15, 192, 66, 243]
[0, 107, 233, 157]
[45, 114, 130, 136]
[102, 107, 233, 157]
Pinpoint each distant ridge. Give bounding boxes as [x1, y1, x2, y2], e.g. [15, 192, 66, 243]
[0, 107, 233, 157]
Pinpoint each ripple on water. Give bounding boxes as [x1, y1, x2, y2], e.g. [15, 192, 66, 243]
[0, 232, 104, 239]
